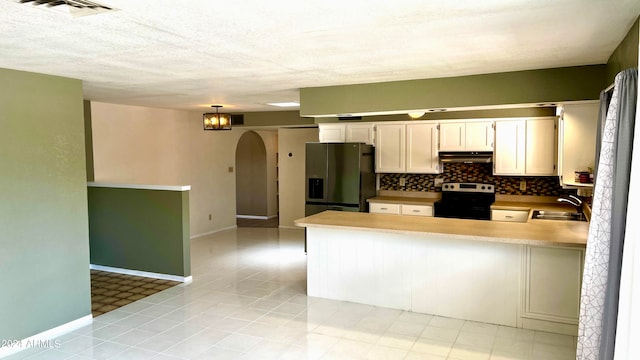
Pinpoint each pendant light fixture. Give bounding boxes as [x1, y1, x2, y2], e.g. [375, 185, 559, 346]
[203, 105, 232, 130]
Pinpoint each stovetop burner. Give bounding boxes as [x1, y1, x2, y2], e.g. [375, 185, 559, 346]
[434, 182, 495, 220]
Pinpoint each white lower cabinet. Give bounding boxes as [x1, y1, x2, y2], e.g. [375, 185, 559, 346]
[491, 209, 529, 222]
[521, 245, 584, 334]
[369, 202, 433, 216]
[400, 204, 433, 217]
[369, 202, 401, 215]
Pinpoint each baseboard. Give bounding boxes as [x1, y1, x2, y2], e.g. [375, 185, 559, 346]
[236, 214, 278, 220]
[89, 264, 192, 283]
[0, 315, 92, 358]
[236, 215, 267, 220]
[190, 225, 237, 240]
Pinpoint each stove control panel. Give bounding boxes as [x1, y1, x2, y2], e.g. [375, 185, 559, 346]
[441, 182, 495, 193]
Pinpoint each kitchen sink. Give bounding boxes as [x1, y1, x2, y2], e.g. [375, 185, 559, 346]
[531, 210, 587, 222]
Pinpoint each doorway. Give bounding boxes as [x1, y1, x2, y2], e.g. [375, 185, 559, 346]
[235, 131, 278, 227]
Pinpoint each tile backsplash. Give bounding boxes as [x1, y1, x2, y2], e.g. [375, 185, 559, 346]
[380, 163, 574, 196]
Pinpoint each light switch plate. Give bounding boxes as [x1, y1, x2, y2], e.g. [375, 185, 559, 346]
[520, 180, 526, 191]
[399, 177, 406, 186]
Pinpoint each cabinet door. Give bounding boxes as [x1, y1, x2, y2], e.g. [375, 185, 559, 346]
[375, 124, 406, 173]
[558, 103, 598, 186]
[523, 246, 584, 328]
[494, 120, 525, 175]
[439, 122, 465, 151]
[400, 204, 433, 217]
[346, 123, 374, 145]
[491, 209, 529, 222]
[466, 121, 494, 151]
[369, 202, 401, 214]
[525, 118, 557, 175]
[318, 124, 346, 143]
[406, 122, 440, 173]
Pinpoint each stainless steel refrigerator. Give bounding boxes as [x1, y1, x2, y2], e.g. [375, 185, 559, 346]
[305, 142, 376, 216]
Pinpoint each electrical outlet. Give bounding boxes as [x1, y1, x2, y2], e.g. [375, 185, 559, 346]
[434, 178, 444, 187]
[399, 177, 406, 186]
[520, 180, 526, 191]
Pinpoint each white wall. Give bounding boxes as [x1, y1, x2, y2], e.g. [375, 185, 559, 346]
[90, 102, 242, 237]
[278, 127, 319, 228]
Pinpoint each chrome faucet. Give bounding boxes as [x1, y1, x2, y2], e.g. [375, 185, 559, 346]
[558, 195, 583, 213]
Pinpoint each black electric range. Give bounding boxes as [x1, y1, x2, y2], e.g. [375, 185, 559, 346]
[434, 182, 495, 220]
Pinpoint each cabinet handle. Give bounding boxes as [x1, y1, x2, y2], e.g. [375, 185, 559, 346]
[413, 210, 420, 213]
[380, 207, 388, 210]
[505, 215, 513, 218]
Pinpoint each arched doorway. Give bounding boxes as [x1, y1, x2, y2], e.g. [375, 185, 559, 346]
[235, 131, 274, 227]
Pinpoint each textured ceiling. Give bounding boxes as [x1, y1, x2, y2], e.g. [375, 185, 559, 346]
[1, 0, 639, 112]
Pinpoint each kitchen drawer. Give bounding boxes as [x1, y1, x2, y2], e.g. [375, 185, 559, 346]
[369, 203, 401, 215]
[491, 209, 529, 222]
[401, 204, 433, 217]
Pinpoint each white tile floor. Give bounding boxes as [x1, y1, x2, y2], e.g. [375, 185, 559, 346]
[7, 227, 578, 360]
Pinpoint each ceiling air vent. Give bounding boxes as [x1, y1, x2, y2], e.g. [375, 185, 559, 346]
[231, 114, 244, 126]
[19, 0, 116, 17]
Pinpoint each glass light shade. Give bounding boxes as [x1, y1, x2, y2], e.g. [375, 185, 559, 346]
[203, 112, 232, 130]
[408, 111, 426, 119]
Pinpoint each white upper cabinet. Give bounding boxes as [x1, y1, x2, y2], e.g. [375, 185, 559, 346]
[345, 123, 375, 145]
[557, 102, 599, 187]
[525, 118, 557, 175]
[439, 120, 494, 151]
[465, 121, 494, 151]
[375, 123, 406, 173]
[439, 122, 466, 151]
[375, 121, 440, 174]
[406, 122, 440, 173]
[494, 117, 557, 176]
[319, 123, 375, 145]
[318, 123, 345, 142]
[494, 119, 526, 175]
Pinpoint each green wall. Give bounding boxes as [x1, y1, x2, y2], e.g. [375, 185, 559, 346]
[88, 187, 191, 277]
[300, 65, 606, 117]
[0, 68, 91, 340]
[607, 16, 639, 84]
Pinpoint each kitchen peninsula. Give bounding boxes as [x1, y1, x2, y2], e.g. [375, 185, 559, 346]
[295, 211, 588, 335]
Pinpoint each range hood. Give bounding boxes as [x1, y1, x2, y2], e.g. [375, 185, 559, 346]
[439, 151, 493, 163]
